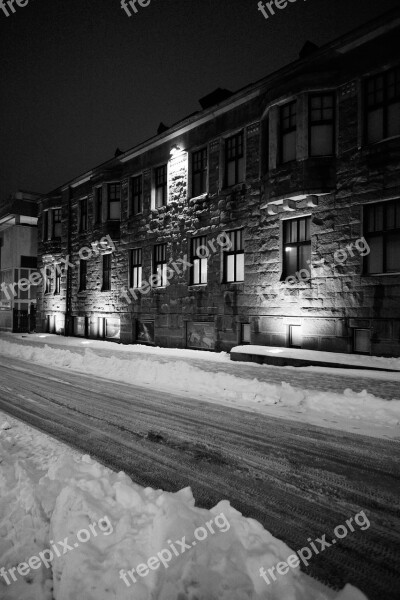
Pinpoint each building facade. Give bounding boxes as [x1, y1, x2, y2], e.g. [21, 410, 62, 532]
[0, 191, 40, 332]
[37, 10, 400, 356]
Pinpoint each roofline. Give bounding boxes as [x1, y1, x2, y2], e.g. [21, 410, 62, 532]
[45, 6, 400, 196]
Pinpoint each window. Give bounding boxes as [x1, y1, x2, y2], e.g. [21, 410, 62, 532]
[54, 265, 61, 295]
[241, 324, 251, 344]
[155, 165, 168, 208]
[95, 187, 103, 224]
[364, 200, 400, 274]
[43, 211, 48, 242]
[52, 208, 62, 239]
[354, 329, 371, 354]
[280, 101, 297, 164]
[190, 236, 208, 285]
[366, 66, 400, 143]
[79, 199, 88, 232]
[225, 132, 244, 187]
[108, 184, 121, 220]
[289, 325, 302, 348]
[223, 229, 244, 283]
[102, 254, 111, 291]
[153, 243, 167, 287]
[130, 248, 142, 289]
[131, 175, 143, 215]
[21, 256, 37, 269]
[309, 93, 335, 156]
[192, 148, 208, 197]
[79, 259, 87, 292]
[283, 217, 311, 277]
[44, 266, 52, 294]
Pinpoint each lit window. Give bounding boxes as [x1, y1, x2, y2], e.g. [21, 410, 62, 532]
[309, 93, 335, 156]
[155, 165, 168, 208]
[280, 101, 297, 164]
[102, 254, 111, 291]
[52, 209, 62, 239]
[79, 199, 88, 232]
[225, 132, 244, 186]
[366, 67, 400, 143]
[190, 236, 208, 285]
[223, 229, 244, 283]
[364, 200, 400, 274]
[153, 243, 167, 287]
[79, 259, 87, 292]
[283, 217, 311, 277]
[130, 248, 142, 289]
[192, 148, 208, 197]
[131, 175, 143, 215]
[108, 184, 121, 220]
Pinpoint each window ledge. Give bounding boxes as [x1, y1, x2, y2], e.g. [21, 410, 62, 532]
[362, 272, 400, 277]
[188, 284, 207, 290]
[366, 135, 400, 147]
[189, 193, 208, 203]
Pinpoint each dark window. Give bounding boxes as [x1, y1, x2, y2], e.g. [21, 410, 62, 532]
[95, 187, 103, 224]
[354, 329, 371, 354]
[192, 148, 208, 197]
[79, 200, 87, 232]
[153, 243, 167, 287]
[20, 256, 37, 269]
[52, 208, 62, 238]
[108, 184, 121, 220]
[366, 66, 400, 143]
[283, 217, 311, 277]
[223, 229, 244, 283]
[280, 101, 297, 164]
[190, 236, 208, 285]
[364, 200, 400, 274]
[55, 265, 61, 295]
[44, 266, 52, 294]
[155, 165, 168, 208]
[309, 93, 335, 156]
[102, 254, 111, 291]
[131, 175, 143, 215]
[79, 259, 87, 291]
[225, 132, 244, 186]
[130, 248, 142, 288]
[43, 211, 48, 242]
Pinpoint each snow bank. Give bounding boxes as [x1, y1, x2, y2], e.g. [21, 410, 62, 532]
[0, 415, 367, 600]
[1, 338, 399, 427]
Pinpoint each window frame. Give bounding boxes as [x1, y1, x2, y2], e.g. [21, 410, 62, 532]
[102, 254, 111, 291]
[154, 165, 168, 208]
[44, 265, 52, 294]
[282, 216, 311, 278]
[308, 92, 336, 157]
[190, 236, 208, 285]
[153, 243, 167, 287]
[107, 183, 121, 221]
[191, 147, 208, 197]
[130, 174, 143, 216]
[79, 198, 88, 232]
[129, 248, 143, 289]
[279, 100, 297, 164]
[52, 208, 62, 239]
[225, 131, 245, 187]
[365, 66, 400, 144]
[223, 229, 244, 283]
[54, 265, 61, 295]
[363, 199, 400, 274]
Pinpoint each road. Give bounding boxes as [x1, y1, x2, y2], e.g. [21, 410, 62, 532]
[0, 354, 399, 599]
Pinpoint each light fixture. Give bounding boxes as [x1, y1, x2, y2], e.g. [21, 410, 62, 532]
[170, 144, 182, 157]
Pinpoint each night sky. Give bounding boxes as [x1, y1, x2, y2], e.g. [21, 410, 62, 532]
[0, 0, 399, 199]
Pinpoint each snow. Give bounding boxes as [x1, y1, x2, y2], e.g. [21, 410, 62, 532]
[231, 345, 400, 371]
[1, 337, 400, 436]
[0, 412, 367, 600]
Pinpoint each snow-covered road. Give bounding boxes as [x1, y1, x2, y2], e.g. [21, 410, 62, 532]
[0, 355, 399, 599]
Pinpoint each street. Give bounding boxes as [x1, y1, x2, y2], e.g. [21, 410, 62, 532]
[0, 354, 399, 599]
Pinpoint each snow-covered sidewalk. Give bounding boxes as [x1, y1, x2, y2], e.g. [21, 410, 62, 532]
[0, 333, 399, 439]
[0, 412, 367, 600]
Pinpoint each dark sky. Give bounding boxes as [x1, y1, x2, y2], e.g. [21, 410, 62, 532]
[0, 0, 399, 198]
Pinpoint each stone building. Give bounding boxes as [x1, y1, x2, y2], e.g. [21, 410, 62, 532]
[0, 191, 40, 332]
[37, 9, 400, 356]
